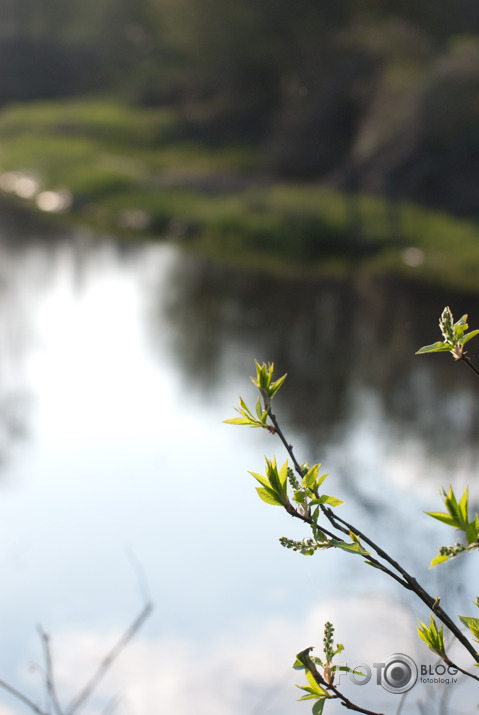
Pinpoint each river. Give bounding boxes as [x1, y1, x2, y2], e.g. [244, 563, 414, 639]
[0, 203, 478, 715]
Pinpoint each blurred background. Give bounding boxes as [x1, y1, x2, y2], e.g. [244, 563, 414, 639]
[1, 2, 479, 714]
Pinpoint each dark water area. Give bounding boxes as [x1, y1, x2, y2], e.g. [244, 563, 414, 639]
[0, 204, 478, 714]
[159, 247, 479, 455]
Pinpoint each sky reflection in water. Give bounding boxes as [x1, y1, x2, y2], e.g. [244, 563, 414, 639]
[0, 215, 478, 714]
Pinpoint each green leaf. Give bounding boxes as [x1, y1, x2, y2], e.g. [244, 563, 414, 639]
[305, 669, 326, 695]
[250, 470, 272, 489]
[278, 460, 289, 491]
[224, 417, 253, 426]
[429, 552, 452, 568]
[256, 487, 283, 506]
[297, 690, 319, 701]
[316, 473, 328, 489]
[330, 540, 370, 556]
[313, 495, 344, 507]
[465, 520, 479, 545]
[416, 342, 452, 355]
[462, 329, 479, 346]
[312, 699, 326, 715]
[425, 511, 459, 528]
[303, 464, 320, 490]
[269, 372, 287, 398]
[294, 491, 307, 503]
[459, 487, 469, 524]
[417, 616, 445, 655]
[459, 616, 479, 641]
[293, 658, 305, 670]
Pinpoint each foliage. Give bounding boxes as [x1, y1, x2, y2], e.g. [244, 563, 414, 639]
[416, 306, 479, 360]
[4, 2, 479, 212]
[227, 310, 479, 714]
[293, 622, 350, 715]
[417, 616, 446, 657]
[5, 98, 479, 291]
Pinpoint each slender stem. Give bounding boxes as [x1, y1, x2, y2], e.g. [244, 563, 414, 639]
[65, 602, 153, 715]
[267, 409, 304, 479]
[0, 678, 49, 715]
[286, 501, 411, 588]
[461, 354, 479, 378]
[443, 655, 479, 683]
[38, 626, 63, 715]
[322, 511, 479, 663]
[267, 408, 479, 665]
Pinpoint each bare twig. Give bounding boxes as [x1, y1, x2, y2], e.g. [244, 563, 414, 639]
[461, 354, 479, 379]
[0, 676, 49, 715]
[443, 654, 479, 683]
[38, 626, 64, 715]
[65, 601, 154, 715]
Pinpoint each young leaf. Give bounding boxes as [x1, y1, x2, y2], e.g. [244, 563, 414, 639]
[312, 699, 326, 715]
[462, 330, 479, 346]
[417, 616, 445, 655]
[313, 495, 344, 507]
[425, 511, 459, 528]
[294, 490, 307, 504]
[305, 669, 326, 695]
[296, 688, 320, 701]
[416, 342, 452, 355]
[256, 487, 284, 506]
[429, 551, 453, 568]
[416, 307, 479, 358]
[316, 473, 328, 489]
[303, 464, 320, 490]
[330, 540, 370, 556]
[459, 616, 479, 642]
[278, 460, 289, 491]
[250, 470, 272, 489]
[269, 372, 287, 398]
[458, 487, 469, 524]
[223, 416, 254, 426]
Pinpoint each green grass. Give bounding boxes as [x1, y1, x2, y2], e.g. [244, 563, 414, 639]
[1, 97, 479, 292]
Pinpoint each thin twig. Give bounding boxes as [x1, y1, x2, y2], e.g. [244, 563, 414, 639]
[65, 601, 153, 715]
[267, 409, 304, 479]
[461, 354, 479, 379]
[0, 677, 49, 715]
[321, 508, 479, 663]
[285, 497, 411, 588]
[443, 655, 479, 683]
[267, 408, 479, 666]
[38, 626, 63, 715]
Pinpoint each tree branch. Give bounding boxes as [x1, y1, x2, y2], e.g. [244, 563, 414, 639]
[267, 408, 479, 666]
[297, 650, 386, 715]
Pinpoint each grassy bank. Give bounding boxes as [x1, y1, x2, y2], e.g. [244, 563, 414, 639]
[1, 98, 479, 292]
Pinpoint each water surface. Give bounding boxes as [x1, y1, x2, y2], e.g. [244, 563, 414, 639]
[0, 206, 478, 714]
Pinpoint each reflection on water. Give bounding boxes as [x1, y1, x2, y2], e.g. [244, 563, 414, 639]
[157, 248, 479, 460]
[0, 203, 478, 714]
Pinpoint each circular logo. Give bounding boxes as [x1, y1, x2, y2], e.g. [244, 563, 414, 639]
[381, 653, 418, 694]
